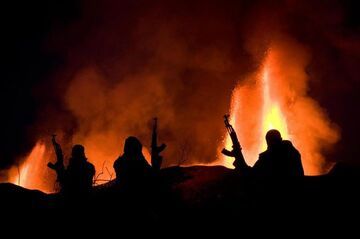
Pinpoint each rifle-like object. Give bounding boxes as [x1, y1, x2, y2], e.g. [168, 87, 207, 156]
[47, 135, 65, 178]
[151, 118, 166, 171]
[221, 115, 248, 171]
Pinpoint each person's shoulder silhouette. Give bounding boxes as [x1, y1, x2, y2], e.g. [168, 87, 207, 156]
[64, 144, 95, 194]
[281, 140, 304, 176]
[113, 136, 152, 182]
[253, 129, 304, 176]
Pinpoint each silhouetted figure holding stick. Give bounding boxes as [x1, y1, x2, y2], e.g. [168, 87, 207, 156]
[114, 117, 167, 182]
[112, 119, 168, 216]
[222, 115, 304, 176]
[48, 136, 95, 196]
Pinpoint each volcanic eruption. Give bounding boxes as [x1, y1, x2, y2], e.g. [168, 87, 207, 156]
[1, 0, 358, 193]
[222, 39, 339, 174]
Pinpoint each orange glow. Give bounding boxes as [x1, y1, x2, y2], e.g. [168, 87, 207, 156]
[2, 40, 340, 192]
[9, 141, 54, 192]
[221, 43, 339, 175]
[222, 54, 290, 168]
[260, 64, 289, 151]
[6, 138, 151, 191]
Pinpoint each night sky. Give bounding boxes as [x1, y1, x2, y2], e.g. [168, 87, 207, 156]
[0, 0, 359, 178]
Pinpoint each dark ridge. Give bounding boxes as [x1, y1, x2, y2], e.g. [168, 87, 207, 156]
[1, 165, 359, 219]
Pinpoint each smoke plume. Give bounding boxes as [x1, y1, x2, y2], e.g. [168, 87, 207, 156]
[1, 0, 359, 184]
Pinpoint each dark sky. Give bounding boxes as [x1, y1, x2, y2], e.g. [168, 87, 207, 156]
[0, 1, 80, 170]
[0, 0, 359, 177]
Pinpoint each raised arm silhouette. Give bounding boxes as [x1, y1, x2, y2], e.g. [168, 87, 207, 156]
[48, 140, 95, 196]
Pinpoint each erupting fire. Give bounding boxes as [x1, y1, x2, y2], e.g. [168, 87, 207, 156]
[260, 62, 289, 151]
[9, 141, 54, 193]
[4, 41, 340, 191]
[222, 43, 339, 175]
[223, 49, 291, 168]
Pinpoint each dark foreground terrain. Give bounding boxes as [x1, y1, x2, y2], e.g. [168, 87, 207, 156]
[0, 165, 359, 229]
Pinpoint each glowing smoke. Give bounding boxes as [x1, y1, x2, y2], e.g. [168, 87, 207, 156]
[222, 38, 340, 175]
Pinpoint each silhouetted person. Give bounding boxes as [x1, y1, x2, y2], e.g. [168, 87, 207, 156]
[113, 136, 153, 183]
[251, 129, 304, 176]
[112, 136, 157, 216]
[58, 145, 95, 196]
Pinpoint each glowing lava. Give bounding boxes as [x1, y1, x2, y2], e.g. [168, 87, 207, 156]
[3, 41, 340, 192]
[9, 141, 54, 192]
[260, 63, 289, 151]
[222, 51, 289, 168]
[222, 43, 339, 175]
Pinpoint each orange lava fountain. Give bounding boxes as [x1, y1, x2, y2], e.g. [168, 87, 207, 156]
[8, 141, 54, 192]
[223, 53, 289, 168]
[260, 63, 289, 151]
[3, 41, 340, 192]
[222, 44, 339, 175]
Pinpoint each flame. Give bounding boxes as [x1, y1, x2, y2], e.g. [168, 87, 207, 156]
[6, 138, 149, 190]
[222, 53, 290, 168]
[3, 41, 340, 191]
[9, 141, 54, 192]
[222, 44, 339, 175]
[260, 62, 289, 151]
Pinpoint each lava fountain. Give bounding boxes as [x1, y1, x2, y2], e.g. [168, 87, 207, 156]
[9, 141, 55, 192]
[4, 41, 340, 192]
[222, 43, 339, 175]
[260, 62, 289, 152]
[222, 50, 289, 168]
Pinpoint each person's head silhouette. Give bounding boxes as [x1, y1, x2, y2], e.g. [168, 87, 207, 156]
[265, 129, 282, 149]
[72, 144, 86, 158]
[70, 144, 87, 164]
[124, 136, 143, 158]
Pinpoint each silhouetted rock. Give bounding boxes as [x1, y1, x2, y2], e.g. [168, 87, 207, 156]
[329, 162, 360, 177]
[0, 183, 49, 209]
[0, 165, 359, 225]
